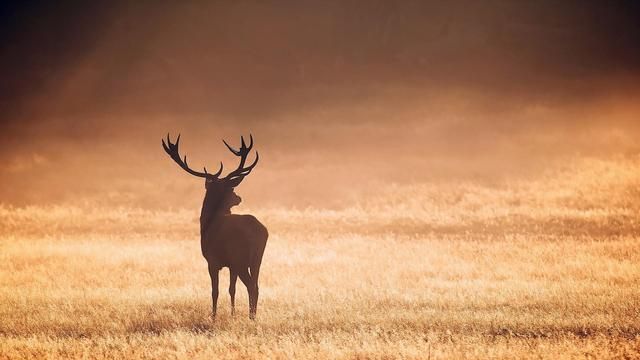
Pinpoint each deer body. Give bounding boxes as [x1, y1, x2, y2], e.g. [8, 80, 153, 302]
[163, 133, 267, 319]
[203, 212, 268, 317]
[202, 214, 268, 268]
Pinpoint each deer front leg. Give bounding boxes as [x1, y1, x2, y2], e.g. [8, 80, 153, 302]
[208, 263, 219, 318]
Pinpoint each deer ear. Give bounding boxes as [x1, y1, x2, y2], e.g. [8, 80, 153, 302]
[225, 177, 244, 188]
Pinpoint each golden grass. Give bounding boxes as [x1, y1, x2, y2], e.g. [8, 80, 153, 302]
[1, 156, 639, 359]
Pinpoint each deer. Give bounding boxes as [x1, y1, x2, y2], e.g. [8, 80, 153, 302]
[162, 133, 268, 320]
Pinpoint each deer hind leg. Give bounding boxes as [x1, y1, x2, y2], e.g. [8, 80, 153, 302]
[208, 263, 220, 319]
[229, 269, 238, 315]
[237, 268, 257, 320]
[249, 264, 261, 319]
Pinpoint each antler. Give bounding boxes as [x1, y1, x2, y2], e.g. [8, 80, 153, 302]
[222, 134, 259, 185]
[162, 133, 223, 179]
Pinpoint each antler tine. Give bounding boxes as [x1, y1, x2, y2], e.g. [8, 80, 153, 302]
[240, 134, 254, 151]
[162, 133, 171, 155]
[246, 134, 254, 151]
[224, 134, 254, 155]
[224, 140, 241, 155]
[211, 162, 224, 177]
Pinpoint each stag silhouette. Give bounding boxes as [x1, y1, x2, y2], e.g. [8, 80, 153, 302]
[162, 134, 268, 319]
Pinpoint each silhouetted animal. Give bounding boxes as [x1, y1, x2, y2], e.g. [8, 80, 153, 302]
[162, 134, 268, 319]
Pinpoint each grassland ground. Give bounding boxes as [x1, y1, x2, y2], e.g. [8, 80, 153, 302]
[1, 156, 640, 359]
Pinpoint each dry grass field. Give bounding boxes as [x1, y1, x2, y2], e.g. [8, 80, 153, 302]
[1, 156, 640, 359]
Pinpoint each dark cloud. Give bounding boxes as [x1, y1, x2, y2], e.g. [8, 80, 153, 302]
[2, 1, 639, 120]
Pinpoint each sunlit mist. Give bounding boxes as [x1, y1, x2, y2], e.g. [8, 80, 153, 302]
[1, 1, 639, 359]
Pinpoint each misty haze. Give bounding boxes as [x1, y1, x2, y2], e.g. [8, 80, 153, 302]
[1, 1, 639, 359]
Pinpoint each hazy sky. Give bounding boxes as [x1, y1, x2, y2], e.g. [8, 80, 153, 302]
[1, 1, 639, 207]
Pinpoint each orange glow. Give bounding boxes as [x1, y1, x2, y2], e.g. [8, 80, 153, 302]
[1, 2, 639, 358]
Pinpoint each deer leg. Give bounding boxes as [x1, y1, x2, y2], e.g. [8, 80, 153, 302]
[249, 265, 261, 319]
[208, 263, 219, 319]
[237, 268, 257, 320]
[229, 269, 238, 316]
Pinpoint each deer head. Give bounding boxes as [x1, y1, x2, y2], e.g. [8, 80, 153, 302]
[162, 133, 259, 211]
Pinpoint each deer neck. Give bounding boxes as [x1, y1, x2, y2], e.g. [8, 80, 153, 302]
[200, 190, 234, 237]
